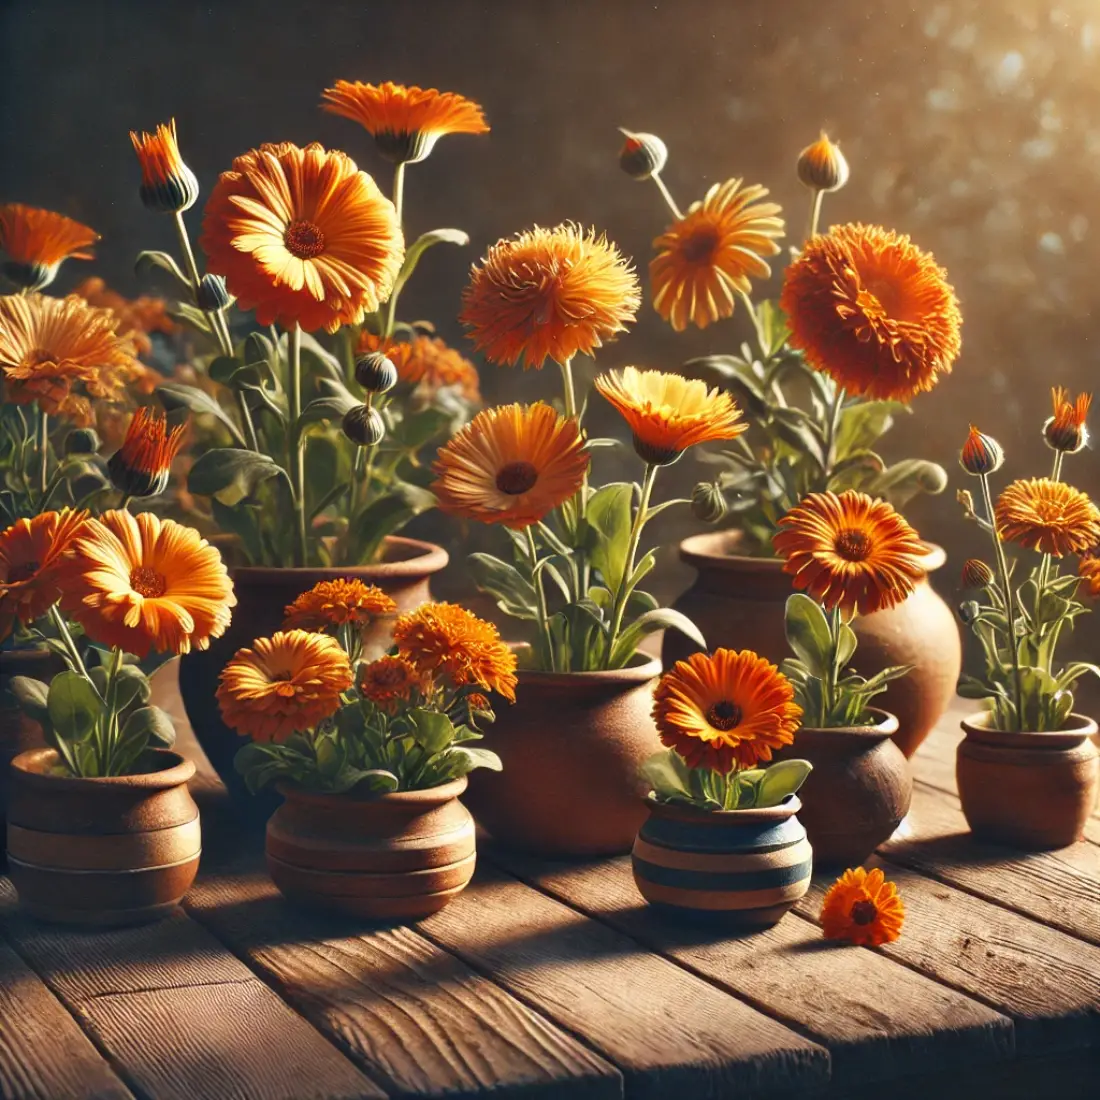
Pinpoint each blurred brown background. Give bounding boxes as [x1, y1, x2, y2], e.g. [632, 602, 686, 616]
[3, 0, 1100, 674]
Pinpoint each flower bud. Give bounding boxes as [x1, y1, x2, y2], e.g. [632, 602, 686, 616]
[957, 600, 982, 625]
[64, 427, 101, 456]
[960, 425, 1004, 476]
[130, 120, 200, 214]
[797, 133, 849, 193]
[691, 481, 727, 524]
[618, 128, 669, 181]
[195, 273, 230, 311]
[355, 351, 398, 395]
[342, 404, 385, 447]
[107, 408, 184, 499]
[961, 558, 994, 589]
[632, 434, 681, 467]
[2, 260, 57, 292]
[1043, 386, 1091, 454]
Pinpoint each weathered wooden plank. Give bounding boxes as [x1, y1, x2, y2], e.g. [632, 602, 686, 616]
[186, 867, 623, 1099]
[487, 848, 1012, 1090]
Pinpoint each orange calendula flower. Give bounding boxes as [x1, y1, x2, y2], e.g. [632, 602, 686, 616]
[0, 509, 89, 642]
[461, 223, 640, 369]
[432, 403, 589, 529]
[594, 366, 745, 464]
[0, 203, 99, 291]
[73, 277, 179, 358]
[781, 223, 962, 403]
[200, 142, 404, 334]
[358, 654, 423, 713]
[1078, 552, 1100, 598]
[107, 407, 186, 499]
[283, 578, 397, 631]
[1044, 386, 1091, 454]
[61, 510, 235, 657]
[994, 478, 1100, 557]
[773, 490, 926, 617]
[820, 866, 905, 945]
[129, 119, 200, 214]
[217, 629, 352, 743]
[322, 80, 489, 164]
[650, 179, 784, 332]
[653, 649, 802, 774]
[959, 424, 1004, 476]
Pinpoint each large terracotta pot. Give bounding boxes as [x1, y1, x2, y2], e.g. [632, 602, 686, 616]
[632, 794, 812, 928]
[465, 654, 663, 857]
[6, 748, 200, 927]
[773, 709, 912, 866]
[266, 777, 475, 920]
[957, 712, 1099, 850]
[178, 536, 448, 806]
[664, 531, 961, 758]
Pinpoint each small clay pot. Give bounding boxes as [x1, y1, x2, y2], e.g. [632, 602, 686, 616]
[6, 748, 200, 926]
[957, 713, 1100, 850]
[266, 776, 475, 921]
[773, 709, 912, 866]
[633, 794, 812, 928]
[464, 655, 663, 857]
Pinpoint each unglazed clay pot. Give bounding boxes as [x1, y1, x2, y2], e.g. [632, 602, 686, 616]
[957, 713, 1099, 850]
[663, 531, 961, 758]
[632, 795, 812, 927]
[465, 654, 663, 857]
[773, 709, 912, 866]
[266, 777, 475, 920]
[6, 748, 200, 926]
[178, 536, 449, 803]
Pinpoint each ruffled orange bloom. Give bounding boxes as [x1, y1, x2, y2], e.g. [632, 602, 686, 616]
[358, 655, 424, 713]
[1045, 386, 1091, 453]
[432, 403, 589, 529]
[653, 649, 802, 774]
[356, 330, 480, 400]
[595, 367, 745, 463]
[129, 119, 199, 213]
[0, 203, 98, 290]
[0, 509, 89, 642]
[820, 866, 905, 945]
[61, 510, 235, 657]
[200, 142, 404, 334]
[651, 179, 784, 332]
[781, 224, 961, 402]
[217, 629, 352, 743]
[322, 80, 489, 163]
[773, 490, 926, 617]
[73, 277, 178, 358]
[283, 579, 397, 631]
[107, 408, 186, 499]
[462, 223, 640, 369]
[995, 478, 1100, 557]
[394, 601, 517, 701]
[1079, 552, 1100, 598]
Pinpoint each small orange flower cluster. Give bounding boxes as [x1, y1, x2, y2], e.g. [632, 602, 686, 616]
[820, 866, 905, 946]
[283, 578, 397, 632]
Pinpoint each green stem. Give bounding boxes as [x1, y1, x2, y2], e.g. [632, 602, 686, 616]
[606, 464, 658, 662]
[36, 409, 48, 500]
[823, 383, 847, 482]
[393, 160, 407, 228]
[525, 526, 555, 672]
[118, 493, 133, 512]
[172, 210, 234, 359]
[47, 605, 88, 678]
[979, 473, 1022, 731]
[558, 356, 589, 598]
[737, 290, 768, 356]
[822, 605, 842, 725]
[805, 188, 825, 242]
[102, 645, 124, 775]
[1036, 449, 1066, 598]
[651, 171, 683, 220]
[287, 322, 307, 566]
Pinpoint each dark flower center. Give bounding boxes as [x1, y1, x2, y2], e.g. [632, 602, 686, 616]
[681, 225, 720, 264]
[129, 566, 167, 598]
[706, 700, 742, 731]
[834, 528, 872, 562]
[284, 219, 326, 259]
[496, 461, 539, 496]
[850, 899, 878, 926]
[21, 347, 56, 370]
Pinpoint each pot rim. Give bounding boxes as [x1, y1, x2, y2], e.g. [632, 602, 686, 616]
[229, 536, 449, 584]
[960, 710, 1098, 749]
[276, 774, 468, 806]
[514, 651, 662, 687]
[10, 748, 195, 790]
[645, 792, 802, 824]
[796, 706, 900, 739]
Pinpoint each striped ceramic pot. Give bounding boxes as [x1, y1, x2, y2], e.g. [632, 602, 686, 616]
[632, 795, 812, 927]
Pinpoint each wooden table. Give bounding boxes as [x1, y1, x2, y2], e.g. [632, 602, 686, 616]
[2, 682, 1098, 1100]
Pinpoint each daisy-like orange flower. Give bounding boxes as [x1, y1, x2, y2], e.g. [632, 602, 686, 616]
[393, 601, 517, 702]
[322, 80, 489, 164]
[1044, 386, 1091, 454]
[653, 648, 802, 774]
[773, 490, 926, 617]
[217, 629, 352, 743]
[0, 509, 89, 642]
[282, 578, 397, 631]
[594, 366, 745, 464]
[129, 119, 199, 214]
[994, 478, 1100, 557]
[358, 655, 424, 713]
[461, 223, 640, 369]
[820, 866, 905, 945]
[200, 142, 404, 334]
[650, 179, 784, 332]
[432, 403, 589, 529]
[0, 203, 99, 291]
[74, 277, 179, 358]
[781, 223, 962, 403]
[356, 330, 480, 400]
[1079, 552, 1100, 598]
[106, 407, 186, 500]
[0, 294, 142, 426]
[61, 510, 235, 657]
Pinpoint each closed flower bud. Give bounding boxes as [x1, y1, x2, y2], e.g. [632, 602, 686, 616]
[797, 133, 849, 193]
[961, 558, 994, 589]
[195, 273, 230, 311]
[957, 600, 982, 625]
[64, 427, 100, 455]
[130, 120, 200, 214]
[691, 481, 727, 524]
[107, 408, 185, 499]
[960, 425, 1004, 476]
[618, 128, 669, 181]
[1043, 386, 1091, 454]
[342, 403, 385, 447]
[355, 351, 398, 395]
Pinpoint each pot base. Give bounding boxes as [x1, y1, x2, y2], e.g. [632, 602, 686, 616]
[13, 897, 185, 928]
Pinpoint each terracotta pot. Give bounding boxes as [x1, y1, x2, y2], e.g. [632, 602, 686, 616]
[663, 531, 961, 758]
[957, 712, 1100, 850]
[772, 709, 912, 866]
[178, 535, 449, 807]
[632, 794, 812, 928]
[465, 654, 663, 857]
[265, 777, 474, 920]
[6, 748, 200, 926]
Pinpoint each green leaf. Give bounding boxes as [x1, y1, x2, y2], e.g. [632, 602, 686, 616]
[157, 383, 246, 447]
[120, 705, 176, 748]
[610, 608, 706, 668]
[450, 745, 503, 775]
[113, 665, 152, 710]
[836, 624, 858, 672]
[9, 676, 50, 728]
[869, 459, 949, 508]
[756, 760, 813, 807]
[168, 301, 215, 336]
[770, 407, 826, 468]
[784, 593, 833, 678]
[409, 709, 455, 754]
[467, 553, 538, 620]
[134, 250, 191, 294]
[640, 749, 693, 801]
[393, 228, 470, 294]
[585, 482, 633, 592]
[188, 448, 284, 507]
[346, 481, 436, 563]
[299, 393, 359, 428]
[210, 499, 264, 564]
[296, 331, 344, 382]
[208, 356, 259, 386]
[834, 401, 909, 460]
[957, 673, 999, 700]
[47, 672, 104, 742]
[1055, 661, 1100, 692]
[756, 300, 792, 358]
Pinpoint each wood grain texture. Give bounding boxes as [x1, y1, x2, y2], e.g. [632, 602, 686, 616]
[186, 867, 622, 1099]
[418, 866, 830, 1098]
[488, 847, 1012, 1090]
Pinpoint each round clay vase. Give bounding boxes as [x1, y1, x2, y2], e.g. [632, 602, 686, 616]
[178, 535, 448, 804]
[664, 531, 961, 758]
[265, 777, 475, 920]
[956, 712, 1100, 850]
[6, 748, 200, 927]
[465, 654, 663, 857]
[632, 795, 812, 928]
[772, 709, 912, 866]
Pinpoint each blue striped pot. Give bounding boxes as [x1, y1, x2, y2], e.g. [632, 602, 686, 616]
[632, 795, 812, 928]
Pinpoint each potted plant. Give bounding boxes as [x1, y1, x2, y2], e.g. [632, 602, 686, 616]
[953, 394, 1100, 849]
[219, 584, 512, 920]
[618, 131, 962, 755]
[633, 647, 813, 927]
